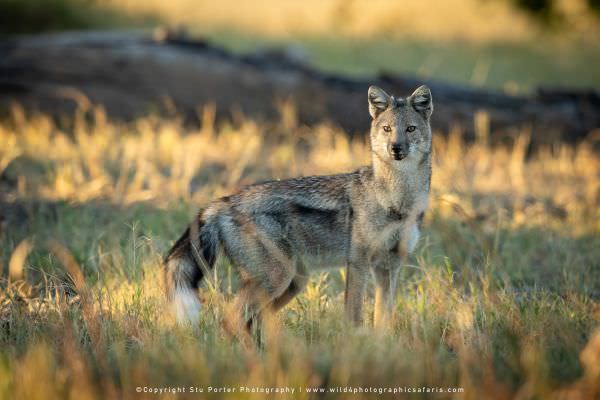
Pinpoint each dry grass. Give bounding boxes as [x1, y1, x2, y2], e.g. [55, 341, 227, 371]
[0, 104, 599, 399]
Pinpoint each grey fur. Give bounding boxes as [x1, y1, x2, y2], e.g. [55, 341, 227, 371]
[165, 85, 433, 331]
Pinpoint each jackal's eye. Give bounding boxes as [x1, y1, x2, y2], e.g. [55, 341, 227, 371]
[383, 125, 392, 133]
[407, 125, 416, 132]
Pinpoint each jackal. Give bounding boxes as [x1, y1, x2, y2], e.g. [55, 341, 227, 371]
[165, 85, 433, 334]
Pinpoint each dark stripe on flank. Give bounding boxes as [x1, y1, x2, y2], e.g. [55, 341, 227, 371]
[292, 203, 339, 226]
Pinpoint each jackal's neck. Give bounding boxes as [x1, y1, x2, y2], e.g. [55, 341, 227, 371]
[370, 150, 431, 205]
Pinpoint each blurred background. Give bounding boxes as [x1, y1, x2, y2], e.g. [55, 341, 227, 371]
[1, 2, 600, 399]
[1, 0, 599, 146]
[2, 0, 600, 89]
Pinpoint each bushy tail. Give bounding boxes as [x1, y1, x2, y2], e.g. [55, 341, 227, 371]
[164, 217, 218, 325]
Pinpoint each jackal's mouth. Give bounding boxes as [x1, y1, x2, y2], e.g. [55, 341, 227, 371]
[391, 152, 407, 161]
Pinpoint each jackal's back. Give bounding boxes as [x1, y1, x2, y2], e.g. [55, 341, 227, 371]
[206, 171, 363, 268]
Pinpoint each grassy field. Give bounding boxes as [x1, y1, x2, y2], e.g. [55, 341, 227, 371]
[1, 1, 599, 398]
[0, 105, 599, 399]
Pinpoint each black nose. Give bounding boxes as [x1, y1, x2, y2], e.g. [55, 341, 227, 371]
[390, 142, 408, 159]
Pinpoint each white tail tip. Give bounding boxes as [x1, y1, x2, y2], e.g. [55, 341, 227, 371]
[172, 288, 202, 325]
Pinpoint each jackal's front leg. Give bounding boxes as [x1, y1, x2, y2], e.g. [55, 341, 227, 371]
[373, 267, 399, 329]
[345, 263, 368, 326]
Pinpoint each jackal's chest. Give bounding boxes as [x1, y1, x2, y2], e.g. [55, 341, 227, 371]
[363, 191, 429, 260]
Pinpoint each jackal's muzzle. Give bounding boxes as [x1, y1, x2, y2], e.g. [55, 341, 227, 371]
[389, 142, 408, 160]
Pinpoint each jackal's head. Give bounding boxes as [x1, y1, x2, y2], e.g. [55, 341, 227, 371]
[368, 85, 433, 162]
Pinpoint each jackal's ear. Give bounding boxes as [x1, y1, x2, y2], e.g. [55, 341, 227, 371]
[410, 85, 433, 119]
[368, 86, 392, 119]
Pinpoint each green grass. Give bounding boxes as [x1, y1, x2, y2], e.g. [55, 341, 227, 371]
[200, 30, 600, 92]
[0, 109, 599, 398]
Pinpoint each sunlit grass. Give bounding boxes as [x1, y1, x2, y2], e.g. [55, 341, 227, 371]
[0, 105, 599, 398]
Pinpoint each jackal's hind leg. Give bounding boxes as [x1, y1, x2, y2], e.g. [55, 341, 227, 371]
[222, 280, 265, 348]
[244, 269, 309, 340]
[271, 264, 309, 311]
[242, 272, 308, 345]
[224, 262, 296, 346]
